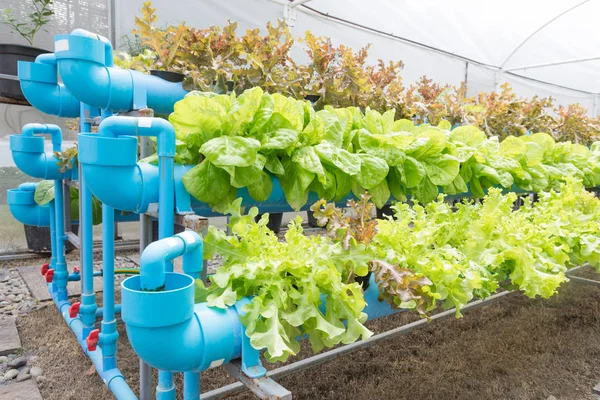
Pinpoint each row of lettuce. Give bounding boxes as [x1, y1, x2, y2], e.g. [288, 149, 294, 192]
[163, 87, 600, 212]
[196, 180, 600, 362]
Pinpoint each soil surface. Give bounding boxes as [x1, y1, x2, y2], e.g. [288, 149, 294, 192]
[15, 266, 600, 400]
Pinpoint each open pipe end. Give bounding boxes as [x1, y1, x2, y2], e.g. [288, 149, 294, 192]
[7, 185, 50, 227]
[121, 273, 195, 329]
[18, 61, 80, 117]
[79, 133, 157, 212]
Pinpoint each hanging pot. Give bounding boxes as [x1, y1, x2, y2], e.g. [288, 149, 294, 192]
[0, 44, 47, 103]
[23, 223, 79, 253]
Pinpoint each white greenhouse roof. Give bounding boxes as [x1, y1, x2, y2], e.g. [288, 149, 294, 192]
[301, 0, 600, 94]
[2, 0, 598, 111]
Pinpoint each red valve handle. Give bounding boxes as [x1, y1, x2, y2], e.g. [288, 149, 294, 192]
[45, 269, 55, 283]
[86, 329, 100, 351]
[69, 302, 81, 318]
[73, 266, 80, 274]
[41, 263, 50, 276]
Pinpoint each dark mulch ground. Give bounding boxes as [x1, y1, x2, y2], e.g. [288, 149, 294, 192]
[16, 267, 600, 400]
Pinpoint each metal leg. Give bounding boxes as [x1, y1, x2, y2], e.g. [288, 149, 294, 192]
[224, 360, 291, 400]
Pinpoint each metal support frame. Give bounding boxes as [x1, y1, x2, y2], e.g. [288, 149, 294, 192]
[224, 360, 292, 400]
[283, 0, 313, 26]
[505, 56, 600, 72]
[565, 265, 600, 399]
[567, 275, 600, 287]
[201, 290, 513, 399]
[499, 0, 593, 70]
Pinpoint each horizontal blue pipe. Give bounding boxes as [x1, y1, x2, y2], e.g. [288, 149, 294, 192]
[46, 283, 136, 399]
[68, 271, 102, 281]
[78, 129, 539, 218]
[54, 33, 186, 114]
[123, 272, 397, 373]
[96, 304, 121, 318]
[78, 131, 351, 215]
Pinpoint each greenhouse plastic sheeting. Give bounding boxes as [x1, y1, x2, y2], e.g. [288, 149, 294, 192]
[2, 0, 599, 112]
[114, 0, 600, 115]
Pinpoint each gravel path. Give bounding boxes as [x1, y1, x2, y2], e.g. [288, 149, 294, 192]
[0, 269, 40, 320]
[0, 250, 141, 388]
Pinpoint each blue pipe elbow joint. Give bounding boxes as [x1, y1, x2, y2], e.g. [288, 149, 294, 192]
[10, 123, 75, 180]
[79, 116, 177, 213]
[122, 272, 249, 373]
[122, 231, 265, 378]
[18, 58, 80, 117]
[7, 183, 50, 227]
[78, 135, 158, 213]
[54, 34, 187, 114]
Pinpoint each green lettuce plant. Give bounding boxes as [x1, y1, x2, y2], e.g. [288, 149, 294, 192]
[197, 179, 600, 361]
[163, 87, 600, 213]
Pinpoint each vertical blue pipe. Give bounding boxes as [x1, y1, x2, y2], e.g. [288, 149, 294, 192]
[48, 201, 57, 294]
[183, 372, 200, 400]
[99, 107, 118, 372]
[53, 180, 68, 302]
[102, 204, 115, 320]
[48, 200, 57, 270]
[159, 157, 175, 271]
[79, 104, 97, 335]
[100, 203, 118, 372]
[157, 152, 176, 399]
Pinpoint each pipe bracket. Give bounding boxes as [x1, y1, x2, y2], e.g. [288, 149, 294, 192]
[233, 299, 267, 379]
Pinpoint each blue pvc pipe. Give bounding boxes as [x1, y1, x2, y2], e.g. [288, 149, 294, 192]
[10, 124, 74, 180]
[79, 106, 98, 335]
[53, 181, 68, 302]
[54, 33, 186, 114]
[6, 183, 51, 227]
[17, 56, 80, 118]
[95, 304, 121, 318]
[48, 201, 57, 275]
[159, 156, 175, 273]
[80, 115, 177, 397]
[68, 270, 102, 281]
[139, 231, 203, 291]
[47, 285, 135, 400]
[71, 29, 113, 67]
[183, 372, 200, 400]
[157, 156, 176, 400]
[100, 203, 118, 372]
[122, 232, 397, 374]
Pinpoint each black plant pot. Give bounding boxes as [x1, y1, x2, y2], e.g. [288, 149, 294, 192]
[0, 44, 47, 102]
[355, 271, 372, 290]
[306, 209, 320, 228]
[304, 94, 320, 104]
[24, 224, 79, 253]
[255, 213, 283, 234]
[376, 204, 397, 220]
[149, 70, 185, 83]
[151, 220, 186, 242]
